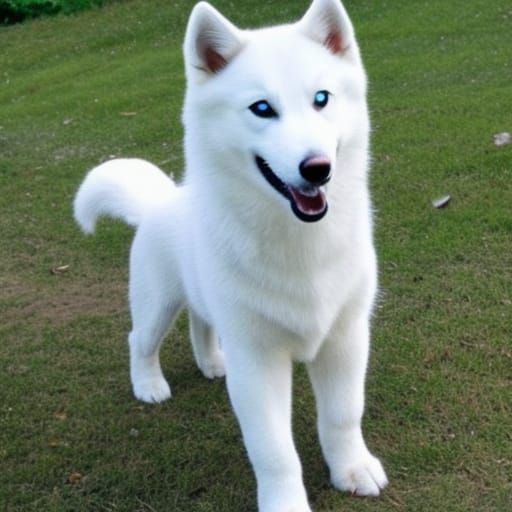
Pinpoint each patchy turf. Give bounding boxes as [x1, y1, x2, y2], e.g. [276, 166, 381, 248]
[0, 0, 511, 510]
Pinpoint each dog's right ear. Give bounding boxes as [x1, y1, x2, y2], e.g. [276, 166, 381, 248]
[184, 2, 244, 77]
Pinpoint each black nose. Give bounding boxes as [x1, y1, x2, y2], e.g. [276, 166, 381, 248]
[299, 155, 331, 185]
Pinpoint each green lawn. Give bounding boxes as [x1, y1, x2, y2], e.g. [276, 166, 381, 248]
[1, 0, 511, 510]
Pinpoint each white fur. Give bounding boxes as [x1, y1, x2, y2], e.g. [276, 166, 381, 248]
[74, 0, 388, 509]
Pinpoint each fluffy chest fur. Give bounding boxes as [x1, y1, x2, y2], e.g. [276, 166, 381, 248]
[176, 169, 375, 359]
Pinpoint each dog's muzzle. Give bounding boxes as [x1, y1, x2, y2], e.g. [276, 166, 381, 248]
[255, 155, 329, 222]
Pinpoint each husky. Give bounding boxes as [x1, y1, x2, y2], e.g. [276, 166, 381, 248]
[73, 0, 388, 509]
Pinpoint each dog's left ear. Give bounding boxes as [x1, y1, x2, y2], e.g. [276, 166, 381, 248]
[299, 0, 355, 55]
[184, 2, 244, 77]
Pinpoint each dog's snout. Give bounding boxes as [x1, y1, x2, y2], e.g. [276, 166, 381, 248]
[299, 155, 331, 185]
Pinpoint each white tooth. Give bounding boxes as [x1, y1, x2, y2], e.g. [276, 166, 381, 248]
[300, 187, 319, 197]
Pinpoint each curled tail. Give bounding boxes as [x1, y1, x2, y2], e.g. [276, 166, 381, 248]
[73, 158, 176, 234]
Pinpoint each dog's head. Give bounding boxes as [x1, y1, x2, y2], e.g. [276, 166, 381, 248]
[183, 0, 368, 223]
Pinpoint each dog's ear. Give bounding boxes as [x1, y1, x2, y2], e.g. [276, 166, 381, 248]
[184, 2, 244, 76]
[299, 0, 355, 56]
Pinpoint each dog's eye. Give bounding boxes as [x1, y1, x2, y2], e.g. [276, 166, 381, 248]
[313, 90, 330, 109]
[249, 100, 278, 119]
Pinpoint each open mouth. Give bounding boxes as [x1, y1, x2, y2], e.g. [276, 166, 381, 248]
[255, 155, 328, 222]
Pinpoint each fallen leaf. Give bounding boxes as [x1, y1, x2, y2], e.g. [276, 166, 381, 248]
[68, 472, 83, 484]
[51, 265, 70, 275]
[432, 195, 451, 209]
[493, 132, 511, 146]
[120, 112, 137, 116]
[54, 412, 67, 421]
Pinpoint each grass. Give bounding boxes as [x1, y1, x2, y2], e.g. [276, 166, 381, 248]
[0, 0, 511, 510]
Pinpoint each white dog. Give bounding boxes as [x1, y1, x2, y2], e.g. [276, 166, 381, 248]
[74, 0, 388, 509]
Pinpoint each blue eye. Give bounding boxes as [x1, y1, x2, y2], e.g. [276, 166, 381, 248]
[313, 90, 330, 109]
[249, 100, 278, 119]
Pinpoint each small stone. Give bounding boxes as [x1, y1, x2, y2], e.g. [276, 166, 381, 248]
[493, 132, 511, 146]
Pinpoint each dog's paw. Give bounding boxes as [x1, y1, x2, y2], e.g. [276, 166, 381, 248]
[331, 453, 388, 496]
[261, 497, 312, 512]
[133, 376, 172, 403]
[266, 506, 311, 512]
[261, 496, 312, 512]
[198, 350, 226, 379]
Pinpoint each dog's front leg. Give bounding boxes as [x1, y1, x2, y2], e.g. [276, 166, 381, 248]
[222, 332, 311, 512]
[307, 311, 388, 497]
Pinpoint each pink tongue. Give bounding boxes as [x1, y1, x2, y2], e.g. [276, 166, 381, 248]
[288, 186, 326, 215]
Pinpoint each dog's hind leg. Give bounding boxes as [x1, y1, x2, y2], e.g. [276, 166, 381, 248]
[128, 249, 184, 403]
[128, 296, 181, 403]
[188, 310, 225, 379]
[126, 222, 187, 403]
[128, 304, 179, 403]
